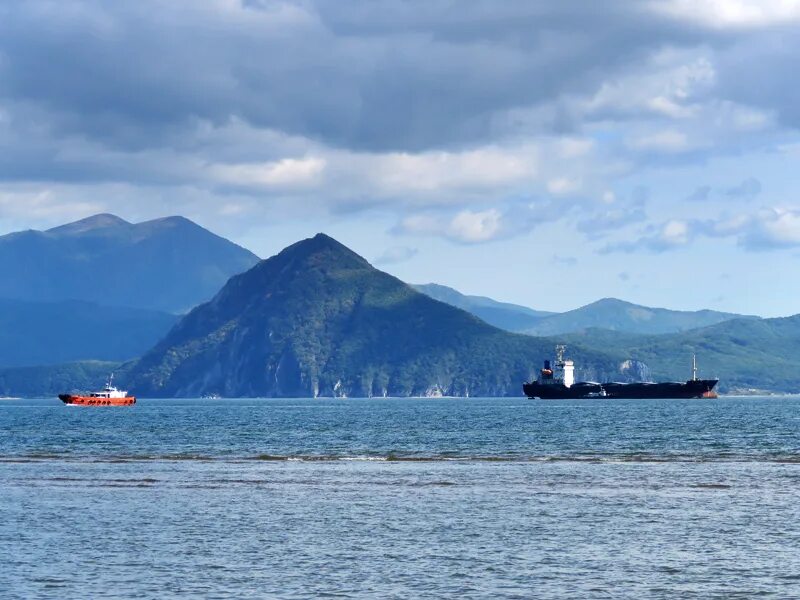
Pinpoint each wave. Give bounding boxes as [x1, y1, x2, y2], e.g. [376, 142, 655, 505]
[4, 452, 800, 464]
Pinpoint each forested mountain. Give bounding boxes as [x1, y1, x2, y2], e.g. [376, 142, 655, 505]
[126, 234, 622, 397]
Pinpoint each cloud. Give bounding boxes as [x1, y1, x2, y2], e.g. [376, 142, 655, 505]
[725, 177, 762, 201]
[739, 207, 800, 249]
[685, 185, 711, 202]
[653, 0, 800, 29]
[0, 0, 798, 257]
[627, 129, 691, 153]
[395, 197, 578, 244]
[447, 209, 503, 243]
[398, 209, 504, 244]
[0, 0, 710, 155]
[546, 177, 582, 195]
[577, 188, 648, 240]
[212, 157, 326, 188]
[373, 245, 418, 265]
[601, 207, 800, 253]
[552, 254, 578, 266]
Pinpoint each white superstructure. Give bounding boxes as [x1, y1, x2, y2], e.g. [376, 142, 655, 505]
[89, 374, 129, 399]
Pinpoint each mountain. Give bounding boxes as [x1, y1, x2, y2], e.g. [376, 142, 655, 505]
[523, 298, 755, 336]
[0, 299, 178, 367]
[560, 315, 800, 393]
[0, 213, 260, 313]
[412, 283, 553, 332]
[125, 234, 624, 398]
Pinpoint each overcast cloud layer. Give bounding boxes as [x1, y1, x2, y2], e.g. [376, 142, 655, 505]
[1, 0, 799, 314]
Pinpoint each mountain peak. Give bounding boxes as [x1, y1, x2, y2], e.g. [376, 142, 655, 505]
[47, 213, 131, 235]
[277, 233, 368, 266]
[139, 215, 194, 228]
[590, 297, 633, 307]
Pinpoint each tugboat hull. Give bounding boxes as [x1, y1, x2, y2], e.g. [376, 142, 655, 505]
[58, 394, 136, 406]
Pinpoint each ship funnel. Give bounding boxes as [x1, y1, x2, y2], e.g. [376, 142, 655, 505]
[544, 360, 551, 370]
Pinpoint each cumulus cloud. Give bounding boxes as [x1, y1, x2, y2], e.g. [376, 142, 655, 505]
[602, 207, 800, 253]
[397, 209, 505, 244]
[739, 207, 800, 249]
[653, 0, 800, 29]
[395, 197, 576, 244]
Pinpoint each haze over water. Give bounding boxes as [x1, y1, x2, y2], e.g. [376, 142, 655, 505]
[3, 397, 800, 598]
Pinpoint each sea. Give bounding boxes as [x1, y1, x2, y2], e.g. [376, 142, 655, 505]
[2, 396, 800, 599]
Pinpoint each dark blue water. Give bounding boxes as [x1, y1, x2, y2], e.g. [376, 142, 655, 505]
[3, 397, 800, 598]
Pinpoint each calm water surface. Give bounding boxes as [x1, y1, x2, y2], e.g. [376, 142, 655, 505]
[2, 396, 800, 598]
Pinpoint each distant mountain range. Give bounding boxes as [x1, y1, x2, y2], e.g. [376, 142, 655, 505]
[413, 287, 755, 335]
[522, 298, 756, 336]
[0, 299, 177, 367]
[0, 213, 259, 313]
[412, 283, 553, 332]
[124, 234, 622, 397]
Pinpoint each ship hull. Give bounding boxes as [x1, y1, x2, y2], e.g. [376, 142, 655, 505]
[523, 379, 718, 400]
[58, 394, 136, 406]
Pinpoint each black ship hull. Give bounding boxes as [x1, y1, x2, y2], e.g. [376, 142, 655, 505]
[523, 378, 718, 399]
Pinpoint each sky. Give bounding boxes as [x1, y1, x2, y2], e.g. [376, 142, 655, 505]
[1, 0, 799, 317]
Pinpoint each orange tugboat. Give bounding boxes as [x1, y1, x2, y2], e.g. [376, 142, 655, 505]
[59, 375, 136, 406]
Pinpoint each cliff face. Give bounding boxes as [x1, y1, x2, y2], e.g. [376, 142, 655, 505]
[126, 234, 621, 398]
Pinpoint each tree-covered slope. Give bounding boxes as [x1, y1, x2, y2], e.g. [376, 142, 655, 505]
[525, 297, 754, 336]
[0, 361, 120, 398]
[126, 234, 623, 398]
[0, 299, 178, 367]
[413, 283, 553, 332]
[0, 213, 260, 313]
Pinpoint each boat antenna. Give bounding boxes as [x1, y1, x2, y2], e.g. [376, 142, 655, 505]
[556, 344, 566, 365]
[692, 354, 697, 381]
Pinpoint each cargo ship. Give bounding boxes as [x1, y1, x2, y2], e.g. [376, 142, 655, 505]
[59, 374, 136, 406]
[523, 345, 718, 399]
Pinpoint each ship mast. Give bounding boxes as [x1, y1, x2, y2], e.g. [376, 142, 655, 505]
[692, 354, 697, 381]
[555, 344, 566, 366]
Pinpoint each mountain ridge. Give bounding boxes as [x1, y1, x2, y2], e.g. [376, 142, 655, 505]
[0, 213, 260, 313]
[523, 297, 756, 336]
[412, 283, 553, 332]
